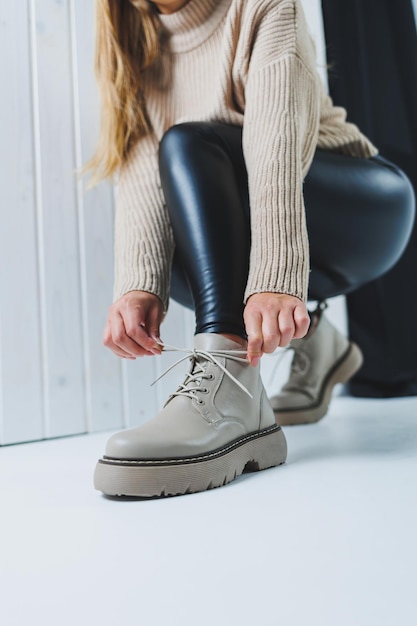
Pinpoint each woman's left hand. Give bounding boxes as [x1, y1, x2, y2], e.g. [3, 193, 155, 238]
[244, 292, 310, 366]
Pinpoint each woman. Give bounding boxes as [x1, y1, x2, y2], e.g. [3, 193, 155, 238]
[91, 0, 415, 497]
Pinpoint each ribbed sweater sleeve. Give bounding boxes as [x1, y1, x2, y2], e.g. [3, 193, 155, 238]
[242, 0, 320, 303]
[243, 56, 317, 303]
[113, 134, 174, 310]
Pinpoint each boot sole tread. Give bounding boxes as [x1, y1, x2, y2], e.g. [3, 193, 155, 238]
[94, 425, 287, 497]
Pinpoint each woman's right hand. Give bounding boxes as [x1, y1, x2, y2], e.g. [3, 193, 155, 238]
[102, 290, 164, 359]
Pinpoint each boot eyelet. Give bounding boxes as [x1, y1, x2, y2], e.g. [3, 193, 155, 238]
[205, 374, 214, 381]
[197, 399, 205, 405]
[200, 387, 209, 394]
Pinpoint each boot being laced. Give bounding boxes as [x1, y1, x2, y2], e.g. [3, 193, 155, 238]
[151, 344, 253, 404]
[94, 333, 287, 497]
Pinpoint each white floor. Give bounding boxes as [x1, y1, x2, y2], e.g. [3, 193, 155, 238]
[1, 396, 417, 626]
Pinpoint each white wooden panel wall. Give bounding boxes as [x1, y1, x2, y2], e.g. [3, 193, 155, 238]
[0, 2, 43, 444]
[0, 0, 325, 445]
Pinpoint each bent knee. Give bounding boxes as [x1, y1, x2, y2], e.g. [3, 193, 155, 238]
[371, 155, 415, 223]
[159, 123, 213, 162]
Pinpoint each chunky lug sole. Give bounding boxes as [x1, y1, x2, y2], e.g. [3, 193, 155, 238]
[274, 342, 363, 426]
[94, 425, 287, 497]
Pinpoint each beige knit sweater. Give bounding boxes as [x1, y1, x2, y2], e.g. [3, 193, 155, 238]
[114, 0, 379, 310]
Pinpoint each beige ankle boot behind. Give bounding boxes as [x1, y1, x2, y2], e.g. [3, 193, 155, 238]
[270, 312, 363, 426]
[94, 333, 287, 497]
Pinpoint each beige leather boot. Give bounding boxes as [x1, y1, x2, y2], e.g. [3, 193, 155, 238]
[94, 333, 287, 497]
[270, 309, 363, 426]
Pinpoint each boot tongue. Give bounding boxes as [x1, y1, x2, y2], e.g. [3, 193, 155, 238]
[193, 333, 247, 353]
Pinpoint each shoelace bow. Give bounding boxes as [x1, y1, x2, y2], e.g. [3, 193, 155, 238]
[151, 343, 254, 400]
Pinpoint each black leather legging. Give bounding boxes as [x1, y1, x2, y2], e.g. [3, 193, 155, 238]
[159, 122, 415, 338]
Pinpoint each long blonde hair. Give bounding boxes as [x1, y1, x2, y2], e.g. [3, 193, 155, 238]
[84, 0, 161, 184]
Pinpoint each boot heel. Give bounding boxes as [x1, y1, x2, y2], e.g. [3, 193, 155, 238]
[245, 427, 287, 471]
[335, 342, 363, 383]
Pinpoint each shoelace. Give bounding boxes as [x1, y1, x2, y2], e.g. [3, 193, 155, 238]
[151, 343, 253, 400]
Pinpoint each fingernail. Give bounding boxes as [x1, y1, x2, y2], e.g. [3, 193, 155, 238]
[251, 357, 260, 367]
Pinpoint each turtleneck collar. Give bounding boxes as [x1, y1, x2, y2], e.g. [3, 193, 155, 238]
[158, 0, 232, 53]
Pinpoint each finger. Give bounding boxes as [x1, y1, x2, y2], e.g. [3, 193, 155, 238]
[109, 334, 150, 358]
[103, 321, 140, 359]
[122, 307, 161, 355]
[244, 310, 263, 365]
[293, 305, 311, 339]
[112, 312, 154, 357]
[146, 305, 163, 352]
[261, 312, 281, 354]
[277, 309, 295, 347]
[112, 348, 137, 360]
